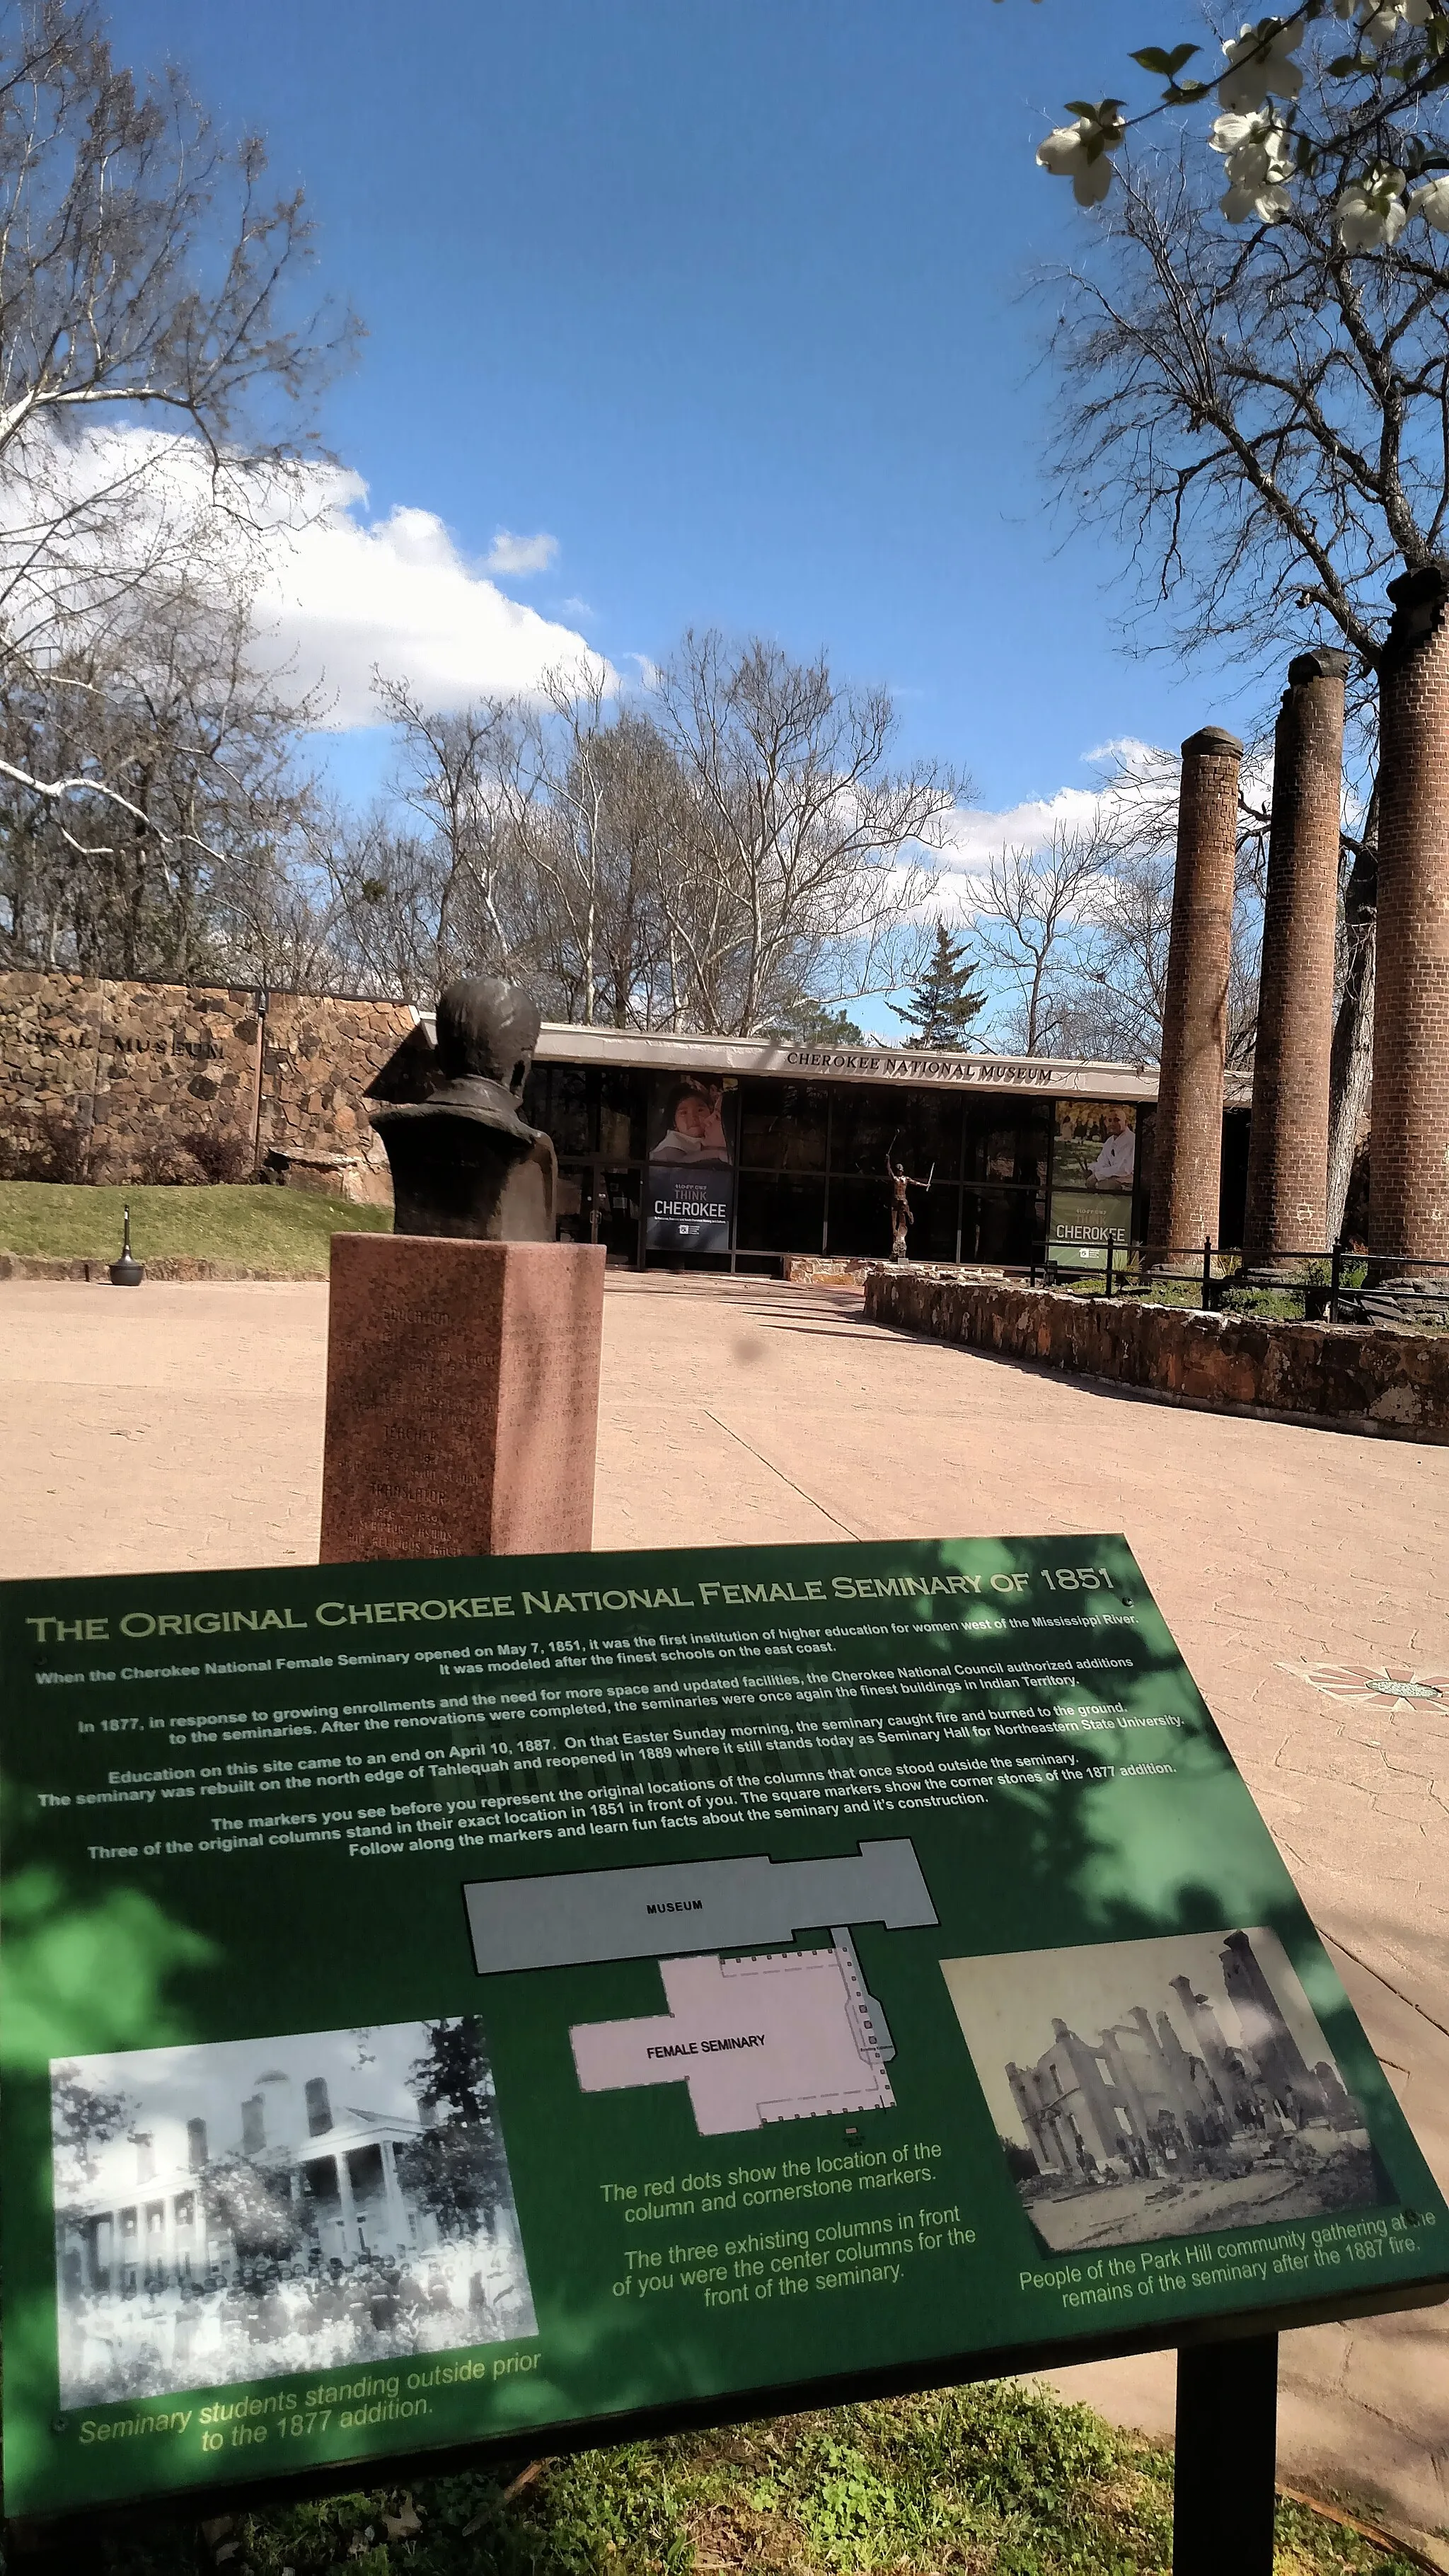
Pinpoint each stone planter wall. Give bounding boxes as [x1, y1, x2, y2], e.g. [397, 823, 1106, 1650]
[782, 1254, 884, 1285]
[863, 1267, 1449, 1444]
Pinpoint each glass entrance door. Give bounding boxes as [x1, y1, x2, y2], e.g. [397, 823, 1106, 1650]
[556, 1162, 642, 1261]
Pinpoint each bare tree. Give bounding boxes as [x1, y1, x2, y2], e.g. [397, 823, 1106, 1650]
[349, 678, 534, 995]
[974, 737, 1269, 1070]
[323, 817, 451, 1001]
[328, 674, 648, 1013]
[1045, 76, 1449, 1225]
[0, 0, 356, 855]
[648, 631, 960, 1035]
[523, 690, 698, 1028]
[337, 641, 960, 1036]
[1054, 745, 1265, 1069]
[526, 665, 628, 1027]
[1043, 844, 1263, 1070]
[0, 574, 327, 981]
[577, 707, 699, 1029]
[221, 851, 345, 995]
[1053, 848, 1174, 1064]
[325, 676, 670, 1017]
[974, 823, 1116, 1055]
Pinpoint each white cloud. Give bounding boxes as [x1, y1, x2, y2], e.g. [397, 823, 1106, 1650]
[937, 785, 1112, 876]
[483, 529, 559, 576]
[935, 739, 1167, 882]
[0, 427, 610, 729]
[253, 478, 606, 727]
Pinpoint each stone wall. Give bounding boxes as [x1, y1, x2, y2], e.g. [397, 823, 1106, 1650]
[780, 1254, 884, 1285]
[864, 1266, 1449, 1444]
[0, 971, 415, 1193]
[258, 992, 415, 1196]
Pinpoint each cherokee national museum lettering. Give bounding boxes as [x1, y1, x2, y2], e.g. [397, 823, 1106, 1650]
[1, 1535, 1445, 2520]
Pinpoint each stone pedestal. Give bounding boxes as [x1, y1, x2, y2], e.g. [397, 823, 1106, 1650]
[1243, 650, 1348, 1264]
[1148, 726, 1242, 1259]
[318, 1236, 606, 1564]
[1370, 562, 1449, 1262]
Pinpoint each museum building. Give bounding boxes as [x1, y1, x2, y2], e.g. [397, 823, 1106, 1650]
[480, 1025, 1253, 1273]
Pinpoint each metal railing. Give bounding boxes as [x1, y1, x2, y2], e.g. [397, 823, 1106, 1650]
[1025, 1239, 1449, 1325]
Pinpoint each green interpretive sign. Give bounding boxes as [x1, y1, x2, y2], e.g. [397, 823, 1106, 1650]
[2, 1534, 1445, 2522]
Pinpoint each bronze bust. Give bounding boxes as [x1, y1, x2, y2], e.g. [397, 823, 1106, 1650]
[368, 977, 558, 1240]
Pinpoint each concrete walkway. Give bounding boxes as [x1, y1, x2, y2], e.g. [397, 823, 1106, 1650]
[4, 1271, 1448, 2553]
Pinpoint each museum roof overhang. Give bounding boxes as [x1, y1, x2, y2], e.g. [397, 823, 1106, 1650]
[533, 1024, 1161, 1097]
[396, 1017, 1252, 1108]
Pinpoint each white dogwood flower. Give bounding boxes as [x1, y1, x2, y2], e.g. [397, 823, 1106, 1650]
[1337, 165, 1409, 248]
[1209, 108, 1295, 221]
[1218, 17, 1305, 114]
[1412, 173, 1449, 230]
[1037, 106, 1124, 207]
[1334, 0, 1433, 30]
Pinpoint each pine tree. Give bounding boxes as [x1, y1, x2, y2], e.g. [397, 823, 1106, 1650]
[899, 920, 986, 1050]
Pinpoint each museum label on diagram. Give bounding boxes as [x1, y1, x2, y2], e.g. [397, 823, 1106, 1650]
[1, 1533, 1445, 2523]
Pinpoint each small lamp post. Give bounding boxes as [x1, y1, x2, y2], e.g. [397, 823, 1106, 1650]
[109, 1203, 144, 1288]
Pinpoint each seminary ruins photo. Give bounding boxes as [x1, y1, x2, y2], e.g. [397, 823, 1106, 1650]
[50, 2018, 536, 2409]
[943, 1928, 1381, 2256]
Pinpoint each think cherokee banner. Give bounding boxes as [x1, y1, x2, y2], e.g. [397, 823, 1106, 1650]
[645, 1075, 735, 1255]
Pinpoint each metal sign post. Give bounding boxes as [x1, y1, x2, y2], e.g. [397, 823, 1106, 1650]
[1174, 2334, 1278, 2573]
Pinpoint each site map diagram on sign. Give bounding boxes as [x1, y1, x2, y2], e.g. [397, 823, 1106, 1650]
[464, 1840, 937, 2137]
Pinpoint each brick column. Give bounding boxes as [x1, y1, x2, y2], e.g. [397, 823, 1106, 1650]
[1148, 726, 1242, 1257]
[1243, 649, 1348, 1264]
[1370, 562, 1449, 1261]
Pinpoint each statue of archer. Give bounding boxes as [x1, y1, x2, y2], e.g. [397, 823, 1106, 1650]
[887, 1138, 933, 1263]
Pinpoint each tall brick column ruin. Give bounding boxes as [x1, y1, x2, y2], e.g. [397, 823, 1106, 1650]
[1243, 649, 1348, 1264]
[1370, 562, 1449, 1261]
[1148, 726, 1242, 1257]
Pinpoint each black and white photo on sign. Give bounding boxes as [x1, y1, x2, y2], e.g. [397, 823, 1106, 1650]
[52, 2017, 536, 2408]
[941, 1927, 1385, 2253]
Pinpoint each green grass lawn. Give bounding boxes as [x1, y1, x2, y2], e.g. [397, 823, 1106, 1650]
[0, 1181, 391, 1274]
[91, 2386, 1429, 2576]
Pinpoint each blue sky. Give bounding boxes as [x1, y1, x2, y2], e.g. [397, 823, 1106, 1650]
[106, 0, 1247, 835]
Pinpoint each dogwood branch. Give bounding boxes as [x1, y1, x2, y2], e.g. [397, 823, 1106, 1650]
[1021, 4, 1449, 243]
